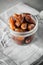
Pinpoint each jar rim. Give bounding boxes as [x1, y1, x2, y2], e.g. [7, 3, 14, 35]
[10, 15, 38, 37]
[10, 15, 38, 34]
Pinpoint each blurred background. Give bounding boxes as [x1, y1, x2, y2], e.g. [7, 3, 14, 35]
[0, 0, 43, 13]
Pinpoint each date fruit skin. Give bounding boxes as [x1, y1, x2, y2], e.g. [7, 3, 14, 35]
[30, 17, 35, 24]
[25, 39, 31, 44]
[28, 24, 35, 31]
[15, 37, 24, 41]
[21, 23, 27, 30]
[15, 20, 21, 27]
[15, 28, 23, 32]
[25, 36, 33, 44]
[17, 41, 22, 45]
[9, 13, 35, 45]
[9, 16, 15, 30]
[12, 35, 33, 45]
[9, 13, 35, 31]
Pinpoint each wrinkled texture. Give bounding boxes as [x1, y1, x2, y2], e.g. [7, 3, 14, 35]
[9, 13, 35, 44]
[9, 13, 35, 32]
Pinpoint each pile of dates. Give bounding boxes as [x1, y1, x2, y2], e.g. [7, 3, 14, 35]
[9, 13, 35, 45]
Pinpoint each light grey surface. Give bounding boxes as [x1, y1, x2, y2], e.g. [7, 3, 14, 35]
[0, 0, 43, 49]
[22, 0, 43, 11]
[0, 2, 43, 49]
[0, 0, 43, 13]
[0, 0, 19, 13]
[0, 2, 43, 65]
[0, 51, 17, 65]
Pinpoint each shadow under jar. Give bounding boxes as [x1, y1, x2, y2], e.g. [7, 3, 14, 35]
[9, 13, 38, 45]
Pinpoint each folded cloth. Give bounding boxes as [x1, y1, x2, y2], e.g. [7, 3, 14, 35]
[0, 2, 43, 65]
[31, 55, 43, 65]
[3, 44, 43, 65]
[0, 51, 17, 65]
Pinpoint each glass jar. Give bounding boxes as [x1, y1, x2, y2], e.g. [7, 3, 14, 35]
[1, 15, 38, 45]
[9, 15, 38, 45]
[0, 15, 38, 46]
